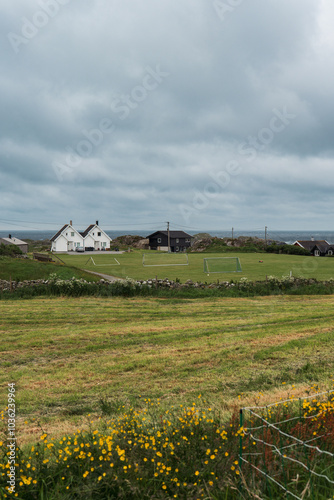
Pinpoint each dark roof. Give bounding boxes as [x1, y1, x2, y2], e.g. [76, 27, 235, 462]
[295, 240, 332, 253]
[313, 242, 334, 253]
[50, 224, 69, 242]
[146, 230, 192, 238]
[79, 224, 95, 237]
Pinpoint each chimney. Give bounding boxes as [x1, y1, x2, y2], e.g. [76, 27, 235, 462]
[96, 220, 99, 225]
[8, 234, 11, 239]
[70, 220, 73, 226]
[311, 237, 314, 241]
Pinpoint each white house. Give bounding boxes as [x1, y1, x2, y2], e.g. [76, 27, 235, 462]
[50, 221, 84, 252]
[79, 221, 112, 250]
[50, 221, 112, 252]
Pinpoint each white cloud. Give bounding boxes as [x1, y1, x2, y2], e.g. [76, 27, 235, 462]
[0, 0, 333, 231]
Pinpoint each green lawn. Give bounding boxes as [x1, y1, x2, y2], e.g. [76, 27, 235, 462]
[0, 256, 100, 282]
[1, 295, 333, 444]
[58, 250, 334, 282]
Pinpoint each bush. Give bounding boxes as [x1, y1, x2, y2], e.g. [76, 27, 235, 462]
[0, 244, 22, 257]
[1, 389, 333, 499]
[265, 242, 310, 256]
[2, 274, 334, 300]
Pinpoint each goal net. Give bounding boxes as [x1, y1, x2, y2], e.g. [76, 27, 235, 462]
[87, 256, 121, 267]
[203, 257, 242, 274]
[143, 252, 189, 267]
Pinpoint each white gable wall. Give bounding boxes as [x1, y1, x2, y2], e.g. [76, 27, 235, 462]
[84, 235, 95, 248]
[51, 224, 111, 252]
[52, 235, 68, 252]
[84, 226, 111, 250]
[52, 227, 83, 252]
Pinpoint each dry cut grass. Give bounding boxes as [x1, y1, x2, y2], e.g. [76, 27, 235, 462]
[0, 295, 333, 445]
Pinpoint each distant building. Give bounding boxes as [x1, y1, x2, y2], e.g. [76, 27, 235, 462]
[50, 221, 112, 252]
[147, 231, 192, 252]
[293, 240, 334, 257]
[0, 235, 28, 253]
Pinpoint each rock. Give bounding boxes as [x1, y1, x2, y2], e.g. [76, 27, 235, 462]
[190, 237, 212, 252]
[133, 238, 149, 249]
[112, 235, 148, 249]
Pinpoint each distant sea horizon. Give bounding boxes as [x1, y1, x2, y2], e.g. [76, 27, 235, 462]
[1, 229, 334, 245]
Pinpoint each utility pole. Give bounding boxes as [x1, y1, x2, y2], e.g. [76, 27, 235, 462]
[265, 226, 267, 246]
[167, 221, 171, 253]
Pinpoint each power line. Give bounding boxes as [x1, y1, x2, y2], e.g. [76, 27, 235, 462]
[0, 218, 167, 228]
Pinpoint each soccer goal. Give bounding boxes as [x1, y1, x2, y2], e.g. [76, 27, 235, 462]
[203, 257, 242, 274]
[87, 256, 121, 267]
[143, 252, 189, 267]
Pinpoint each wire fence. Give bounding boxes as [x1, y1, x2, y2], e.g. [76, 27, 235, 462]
[239, 389, 334, 499]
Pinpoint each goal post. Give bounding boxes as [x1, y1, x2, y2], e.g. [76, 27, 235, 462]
[143, 252, 189, 267]
[89, 256, 121, 267]
[203, 257, 242, 274]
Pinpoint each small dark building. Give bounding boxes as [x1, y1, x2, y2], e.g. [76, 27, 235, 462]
[294, 240, 334, 256]
[147, 231, 192, 252]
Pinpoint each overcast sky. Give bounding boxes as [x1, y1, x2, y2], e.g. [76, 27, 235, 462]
[1, 0, 334, 233]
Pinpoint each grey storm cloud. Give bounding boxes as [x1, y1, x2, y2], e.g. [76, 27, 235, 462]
[0, 0, 334, 231]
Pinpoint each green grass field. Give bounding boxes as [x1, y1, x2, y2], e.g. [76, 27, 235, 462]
[1, 295, 333, 445]
[58, 250, 334, 282]
[0, 256, 100, 282]
[1, 293, 333, 498]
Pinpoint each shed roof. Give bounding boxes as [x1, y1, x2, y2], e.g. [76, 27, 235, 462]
[0, 237, 27, 246]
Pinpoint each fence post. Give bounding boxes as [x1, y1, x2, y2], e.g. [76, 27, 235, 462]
[303, 440, 314, 499]
[264, 406, 272, 499]
[239, 408, 243, 495]
[279, 431, 288, 496]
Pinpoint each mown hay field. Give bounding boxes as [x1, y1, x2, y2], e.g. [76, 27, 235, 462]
[1, 295, 333, 444]
[58, 250, 334, 282]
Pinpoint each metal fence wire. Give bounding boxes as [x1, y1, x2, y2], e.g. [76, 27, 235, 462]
[239, 390, 334, 499]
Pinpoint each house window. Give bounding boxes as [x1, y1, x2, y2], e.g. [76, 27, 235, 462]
[102, 242, 106, 247]
[186, 239, 190, 243]
[71, 232, 74, 237]
[328, 250, 333, 255]
[98, 232, 101, 236]
[175, 246, 179, 252]
[157, 238, 162, 243]
[176, 238, 179, 243]
[314, 250, 320, 256]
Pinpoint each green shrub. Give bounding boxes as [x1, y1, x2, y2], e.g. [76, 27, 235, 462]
[1, 275, 334, 300]
[265, 242, 310, 256]
[0, 244, 22, 257]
